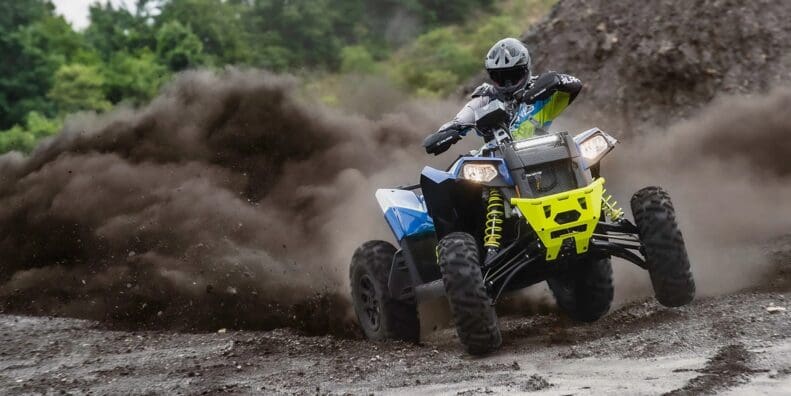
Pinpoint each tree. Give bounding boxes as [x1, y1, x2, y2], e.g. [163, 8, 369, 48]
[104, 50, 169, 104]
[391, 27, 477, 96]
[155, 21, 205, 71]
[0, 111, 60, 154]
[157, 0, 251, 66]
[340, 45, 377, 74]
[243, 0, 349, 71]
[0, 1, 66, 128]
[48, 64, 111, 114]
[417, 0, 493, 25]
[84, 1, 156, 61]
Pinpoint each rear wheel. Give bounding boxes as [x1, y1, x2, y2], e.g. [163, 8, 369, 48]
[631, 186, 695, 307]
[438, 232, 502, 355]
[548, 258, 614, 322]
[350, 240, 419, 342]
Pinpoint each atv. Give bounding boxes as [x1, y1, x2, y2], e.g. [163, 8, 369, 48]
[350, 99, 695, 355]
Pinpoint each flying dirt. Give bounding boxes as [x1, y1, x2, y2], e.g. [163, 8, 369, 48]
[609, 88, 791, 298]
[0, 70, 456, 334]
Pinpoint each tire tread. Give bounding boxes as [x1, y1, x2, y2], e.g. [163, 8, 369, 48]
[438, 232, 502, 355]
[350, 240, 419, 342]
[631, 187, 695, 307]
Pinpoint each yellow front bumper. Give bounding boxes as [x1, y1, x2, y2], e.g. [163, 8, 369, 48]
[511, 178, 605, 260]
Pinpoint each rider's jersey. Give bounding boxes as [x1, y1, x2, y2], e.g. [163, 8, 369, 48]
[437, 72, 582, 141]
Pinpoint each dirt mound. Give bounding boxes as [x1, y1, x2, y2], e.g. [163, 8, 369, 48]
[469, 0, 791, 131]
[0, 70, 454, 334]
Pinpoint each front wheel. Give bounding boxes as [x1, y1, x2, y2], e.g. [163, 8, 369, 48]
[631, 186, 696, 307]
[350, 240, 419, 342]
[548, 257, 614, 322]
[438, 232, 502, 355]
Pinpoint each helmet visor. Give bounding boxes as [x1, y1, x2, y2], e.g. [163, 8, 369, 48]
[488, 66, 528, 89]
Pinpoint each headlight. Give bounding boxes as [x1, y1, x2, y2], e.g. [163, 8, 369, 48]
[579, 134, 610, 161]
[462, 163, 498, 183]
[513, 134, 560, 151]
[574, 128, 617, 167]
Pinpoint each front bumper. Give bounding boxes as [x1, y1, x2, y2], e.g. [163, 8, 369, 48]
[511, 178, 605, 260]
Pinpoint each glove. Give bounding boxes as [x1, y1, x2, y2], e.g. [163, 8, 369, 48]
[517, 71, 560, 102]
[423, 127, 462, 155]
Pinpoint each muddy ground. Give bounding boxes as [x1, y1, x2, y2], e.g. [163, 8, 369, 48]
[1, 265, 789, 395]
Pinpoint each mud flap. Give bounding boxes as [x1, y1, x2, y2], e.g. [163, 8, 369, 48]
[388, 235, 441, 302]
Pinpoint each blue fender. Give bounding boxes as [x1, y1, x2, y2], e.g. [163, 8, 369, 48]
[375, 189, 435, 241]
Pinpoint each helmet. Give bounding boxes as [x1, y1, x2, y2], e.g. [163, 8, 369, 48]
[485, 38, 532, 95]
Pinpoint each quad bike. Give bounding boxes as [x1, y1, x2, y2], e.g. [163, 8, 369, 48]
[350, 99, 696, 355]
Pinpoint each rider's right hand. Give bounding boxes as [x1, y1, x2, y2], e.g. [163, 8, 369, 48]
[423, 127, 462, 155]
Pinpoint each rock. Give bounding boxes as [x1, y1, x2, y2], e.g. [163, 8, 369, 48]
[522, 374, 552, 392]
[217, 328, 227, 334]
[766, 306, 786, 313]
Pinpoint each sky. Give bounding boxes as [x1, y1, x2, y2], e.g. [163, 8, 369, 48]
[52, 0, 136, 30]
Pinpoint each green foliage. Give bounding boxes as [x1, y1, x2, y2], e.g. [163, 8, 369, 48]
[0, 0, 558, 155]
[19, 12, 88, 64]
[104, 50, 168, 104]
[340, 46, 378, 75]
[0, 1, 72, 129]
[470, 16, 523, 60]
[0, 111, 60, 153]
[244, 0, 345, 71]
[241, 0, 496, 71]
[156, 21, 205, 71]
[0, 127, 37, 153]
[0, 1, 49, 30]
[391, 27, 478, 96]
[416, 0, 493, 25]
[84, 2, 155, 60]
[157, 0, 250, 66]
[24, 111, 60, 139]
[388, 0, 556, 96]
[48, 64, 111, 114]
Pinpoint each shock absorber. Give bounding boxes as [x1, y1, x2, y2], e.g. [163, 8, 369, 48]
[601, 188, 624, 221]
[484, 188, 505, 260]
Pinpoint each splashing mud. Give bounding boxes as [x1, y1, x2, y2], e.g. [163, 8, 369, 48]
[0, 70, 456, 334]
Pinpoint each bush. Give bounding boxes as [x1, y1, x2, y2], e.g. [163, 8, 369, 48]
[387, 0, 556, 96]
[340, 45, 377, 74]
[0, 111, 60, 154]
[48, 63, 111, 114]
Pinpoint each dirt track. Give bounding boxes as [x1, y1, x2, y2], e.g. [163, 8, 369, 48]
[2, 274, 789, 395]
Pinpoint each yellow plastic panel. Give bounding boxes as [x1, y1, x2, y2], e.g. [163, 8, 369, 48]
[511, 178, 605, 260]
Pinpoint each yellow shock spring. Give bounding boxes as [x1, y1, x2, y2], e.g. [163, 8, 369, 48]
[484, 188, 505, 249]
[601, 188, 624, 221]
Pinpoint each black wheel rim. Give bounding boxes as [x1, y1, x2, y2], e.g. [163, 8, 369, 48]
[357, 274, 381, 331]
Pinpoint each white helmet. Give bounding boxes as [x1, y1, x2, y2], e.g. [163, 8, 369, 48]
[485, 38, 532, 95]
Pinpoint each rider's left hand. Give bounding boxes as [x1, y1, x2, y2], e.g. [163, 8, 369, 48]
[517, 71, 560, 102]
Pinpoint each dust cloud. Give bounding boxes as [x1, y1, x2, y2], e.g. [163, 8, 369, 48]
[0, 68, 788, 333]
[0, 70, 457, 334]
[606, 87, 791, 301]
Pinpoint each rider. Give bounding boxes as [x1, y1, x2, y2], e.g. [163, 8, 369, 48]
[423, 38, 582, 155]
